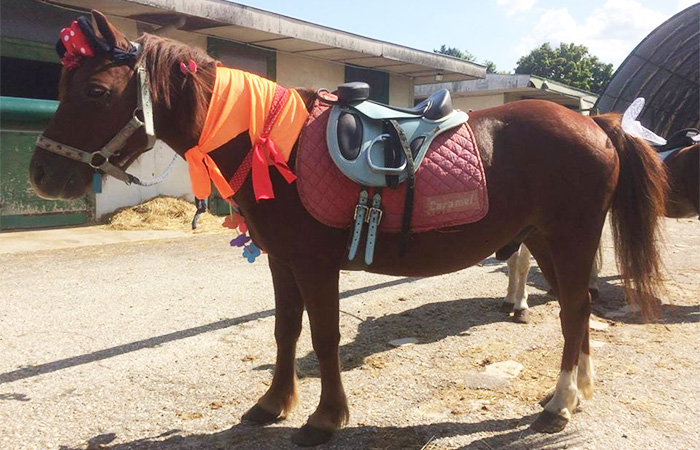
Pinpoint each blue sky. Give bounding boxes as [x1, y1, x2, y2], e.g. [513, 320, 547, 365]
[235, 0, 697, 71]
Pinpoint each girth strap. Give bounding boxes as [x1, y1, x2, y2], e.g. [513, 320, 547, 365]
[382, 121, 401, 189]
[387, 119, 415, 257]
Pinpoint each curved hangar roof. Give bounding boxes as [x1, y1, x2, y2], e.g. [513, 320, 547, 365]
[594, 4, 699, 137]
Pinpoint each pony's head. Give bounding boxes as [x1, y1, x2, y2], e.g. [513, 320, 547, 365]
[29, 11, 152, 200]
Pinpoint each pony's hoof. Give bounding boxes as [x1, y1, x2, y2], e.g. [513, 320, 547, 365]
[513, 309, 530, 323]
[531, 409, 569, 433]
[499, 302, 515, 313]
[291, 424, 335, 447]
[241, 404, 280, 425]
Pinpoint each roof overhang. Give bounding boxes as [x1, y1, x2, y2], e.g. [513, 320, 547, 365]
[42, 0, 485, 85]
[416, 74, 598, 110]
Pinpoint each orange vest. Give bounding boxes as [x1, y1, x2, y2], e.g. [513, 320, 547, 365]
[185, 66, 309, 201]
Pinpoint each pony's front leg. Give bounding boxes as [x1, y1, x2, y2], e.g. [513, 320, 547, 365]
[291, 262, 348, 446]
[243, 256, 304, 424]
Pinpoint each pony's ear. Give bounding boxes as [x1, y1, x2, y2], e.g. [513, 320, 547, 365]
[91, 10, 130, 50]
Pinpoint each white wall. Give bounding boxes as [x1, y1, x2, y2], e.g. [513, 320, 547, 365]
[276, 53, 345, 91]
[96, 142, 192, 219]
[453, 94, 506, 111]
[389, 74, 414, 107]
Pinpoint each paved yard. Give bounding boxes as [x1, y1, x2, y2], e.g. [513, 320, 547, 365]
[0, 218, 698, 449]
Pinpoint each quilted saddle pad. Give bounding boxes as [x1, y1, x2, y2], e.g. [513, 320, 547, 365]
[296, 97, 489, 233]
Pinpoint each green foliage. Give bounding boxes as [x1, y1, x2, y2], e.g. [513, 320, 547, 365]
[515, 42, 613, 94]
[483, 60, 497, 74]
[434, 45, 475, 62]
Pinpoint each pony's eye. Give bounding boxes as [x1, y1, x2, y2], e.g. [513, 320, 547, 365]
[86, 86, 109, 98]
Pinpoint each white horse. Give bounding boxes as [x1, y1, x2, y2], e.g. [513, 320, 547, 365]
[500, 243, 602, 323]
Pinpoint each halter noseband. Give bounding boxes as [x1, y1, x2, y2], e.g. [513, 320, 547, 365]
[35, 41, 158, 186]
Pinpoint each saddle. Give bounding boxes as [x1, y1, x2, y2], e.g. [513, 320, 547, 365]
[297, 84, 488, 266]
[657, 128, 699, 151]
[327, 82, 469, 187]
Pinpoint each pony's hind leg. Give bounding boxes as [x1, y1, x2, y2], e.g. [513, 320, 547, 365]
[291, 261, 348, 446]
[532, 237, 595, 433]
[243, 256, 304, 424]
[501, 244, 532, 323]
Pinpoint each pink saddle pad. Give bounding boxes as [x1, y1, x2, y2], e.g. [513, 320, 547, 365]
[296, 97, 488, 232]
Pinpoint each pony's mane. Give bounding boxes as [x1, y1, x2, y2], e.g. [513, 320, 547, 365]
[139, 33, 216, 139]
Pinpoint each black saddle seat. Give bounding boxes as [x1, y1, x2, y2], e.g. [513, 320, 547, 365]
[336, 82, 454, 120]
[657, 128, 699, 151]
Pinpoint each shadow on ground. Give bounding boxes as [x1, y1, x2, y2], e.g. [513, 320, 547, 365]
[59, 414, 584, 450]
[256, 291, 550, 377]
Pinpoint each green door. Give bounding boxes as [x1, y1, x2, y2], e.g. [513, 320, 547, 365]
[0, 97, 93, 230]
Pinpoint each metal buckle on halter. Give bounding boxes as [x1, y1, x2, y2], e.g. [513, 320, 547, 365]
[88, 151, 110, 170]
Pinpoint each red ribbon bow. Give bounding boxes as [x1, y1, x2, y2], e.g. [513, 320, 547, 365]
[251, 136, 297, 201]
[59, 21, 94, 70]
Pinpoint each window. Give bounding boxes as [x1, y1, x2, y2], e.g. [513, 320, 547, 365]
[1, 39, 61, 100]
[345, 65, 389, 103]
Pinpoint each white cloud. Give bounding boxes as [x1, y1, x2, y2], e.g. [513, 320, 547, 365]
[514, 0, 668, 67]
[676, 0, 698, 12]
[497, 0, 537, 16]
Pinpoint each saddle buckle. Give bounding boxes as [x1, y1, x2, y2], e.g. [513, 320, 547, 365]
[354, 204, 369, 220]
[367, 206, 383, 224]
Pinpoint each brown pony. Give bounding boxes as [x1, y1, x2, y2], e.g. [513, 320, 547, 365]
[664, 143, 699, 219]
[29, 12, 669, 446]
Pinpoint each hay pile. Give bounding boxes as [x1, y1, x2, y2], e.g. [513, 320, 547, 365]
[105, 196, 227, 233]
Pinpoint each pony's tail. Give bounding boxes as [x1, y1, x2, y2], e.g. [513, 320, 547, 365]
[592, 114, 668, 320]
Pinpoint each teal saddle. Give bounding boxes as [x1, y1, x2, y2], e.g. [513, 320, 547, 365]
[326, 82, 468, 188]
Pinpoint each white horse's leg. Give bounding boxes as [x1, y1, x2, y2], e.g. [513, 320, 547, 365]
[501, 245, 532, 323]
[588, 242, 603, 298]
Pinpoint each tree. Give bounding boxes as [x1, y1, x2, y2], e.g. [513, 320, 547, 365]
[515, 43, 613, 94]
[434, 45, 475, 62]
[483, 60, 497, 74]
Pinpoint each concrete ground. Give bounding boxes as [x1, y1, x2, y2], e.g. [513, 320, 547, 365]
[0, 226, 188, 255]
[0, 218, 698, 450]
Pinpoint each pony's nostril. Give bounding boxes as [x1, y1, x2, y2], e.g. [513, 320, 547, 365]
[33, 163, 46, 186]
[66, 173, 79, 188]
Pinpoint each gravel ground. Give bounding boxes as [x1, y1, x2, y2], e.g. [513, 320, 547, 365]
[0, 218, 698, 450]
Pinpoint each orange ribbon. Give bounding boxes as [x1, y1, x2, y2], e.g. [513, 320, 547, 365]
[184, 67, 308, 201]
[185, 146, 234, 200]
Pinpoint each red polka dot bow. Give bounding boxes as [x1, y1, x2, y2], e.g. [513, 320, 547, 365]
[59, 20, 94, 69]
